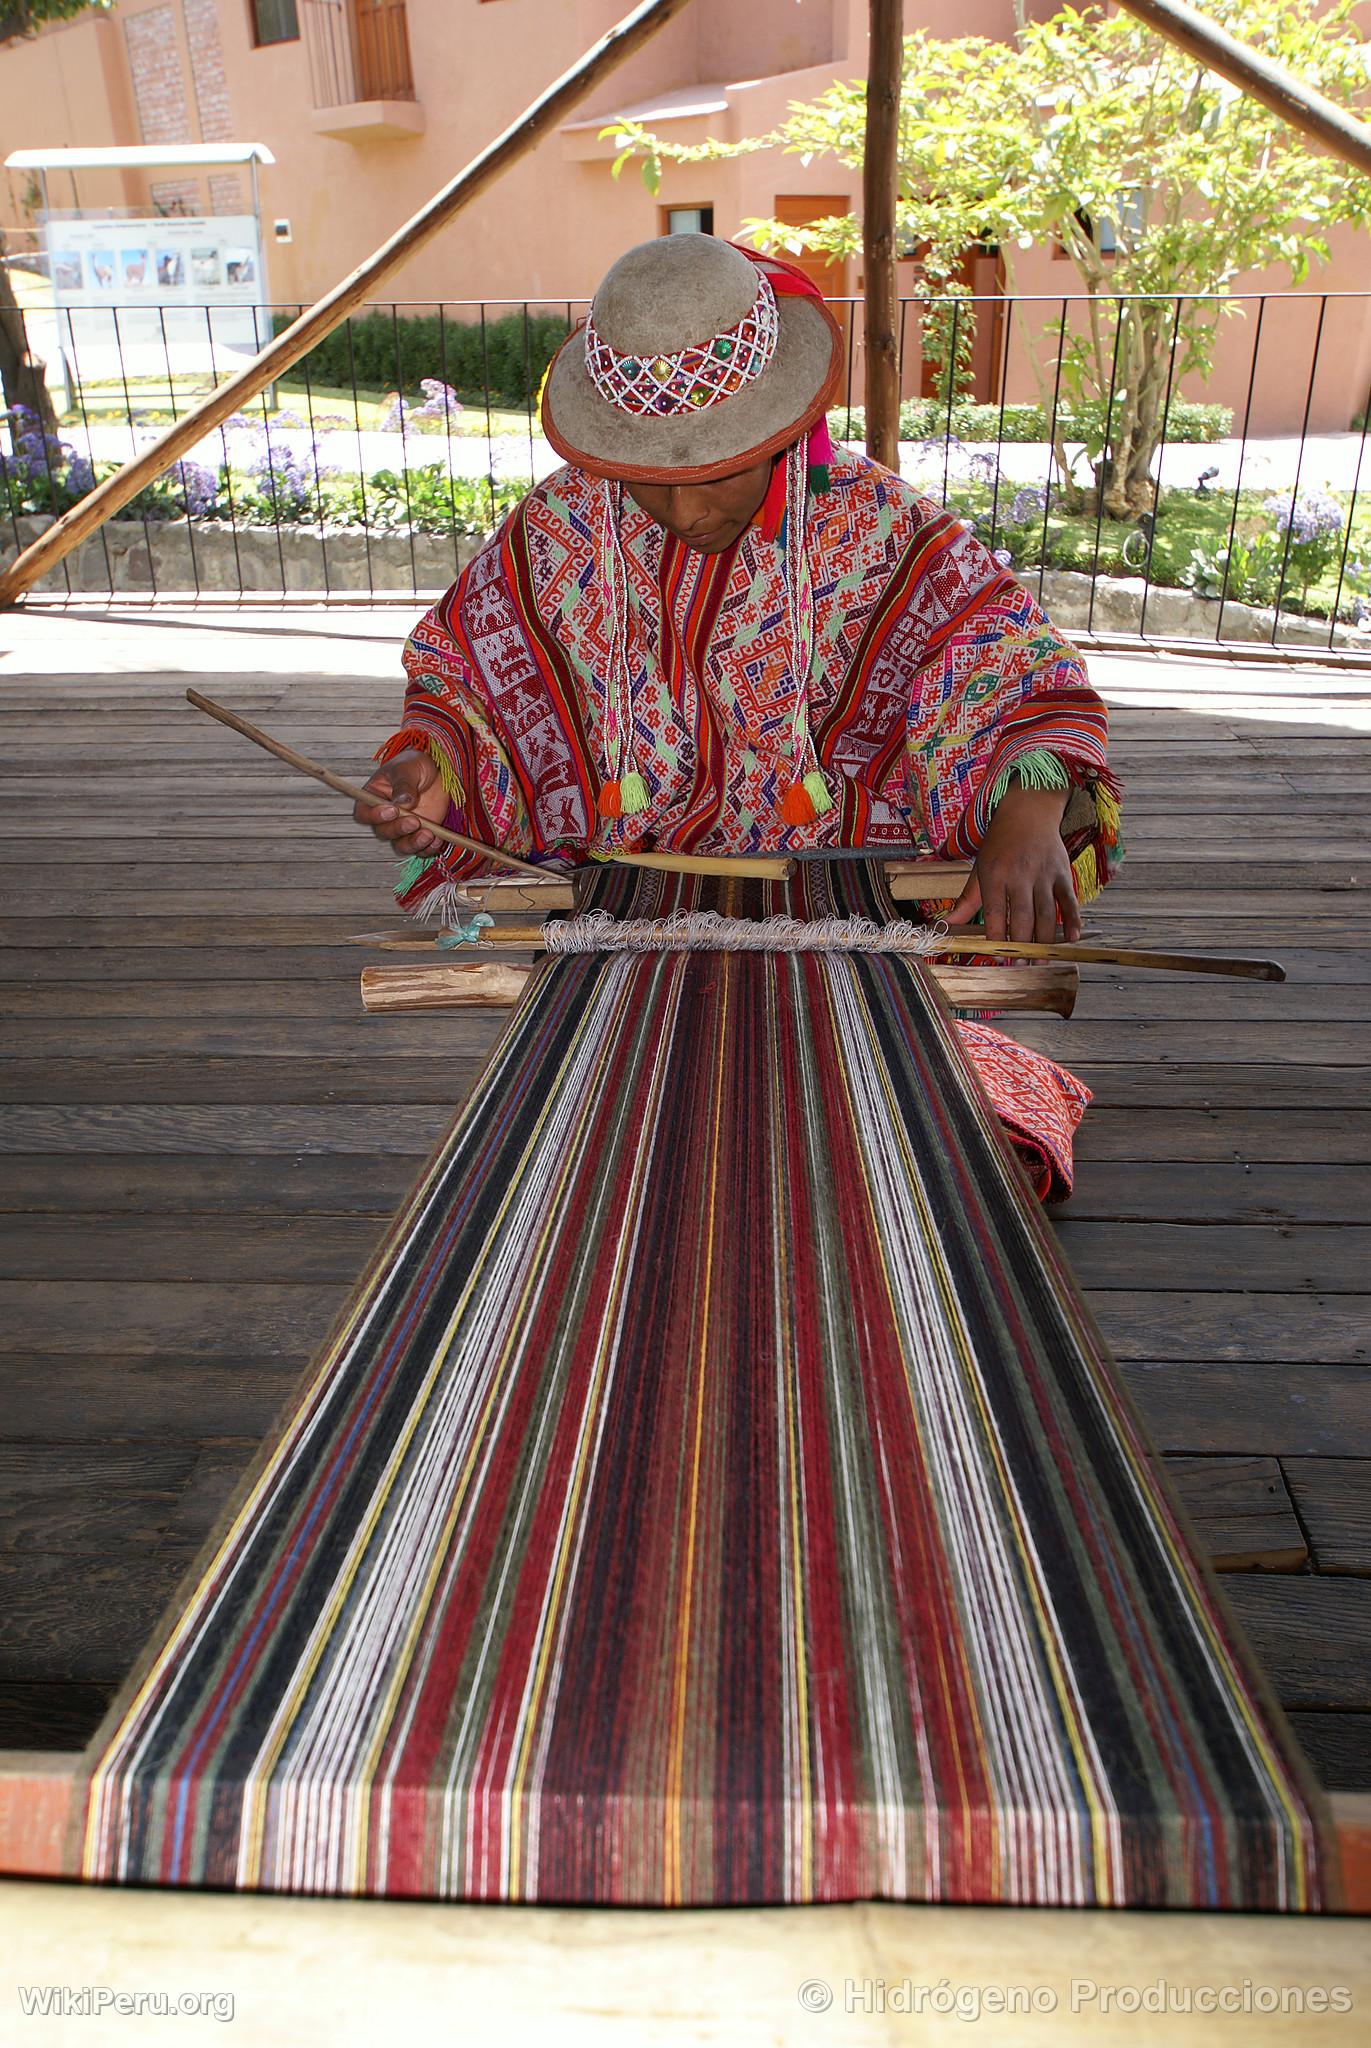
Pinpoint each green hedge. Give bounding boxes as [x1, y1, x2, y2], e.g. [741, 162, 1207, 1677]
[831, 397, 1233, 446]
[273, 308, 572, 411]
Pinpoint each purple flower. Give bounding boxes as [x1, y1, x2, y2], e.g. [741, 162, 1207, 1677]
[416, 378, 462, 422]
[1006, 484, 1048, 528]
[1265, 491, 1343, 544]
[176, 460, 219, 516]
[65, 455, 95, 496]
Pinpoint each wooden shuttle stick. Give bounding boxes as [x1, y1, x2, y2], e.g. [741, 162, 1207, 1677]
[186, 690, 552, 881]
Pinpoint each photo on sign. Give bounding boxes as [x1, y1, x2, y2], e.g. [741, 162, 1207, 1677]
[157, 249, 185, 287]
[225, 248, 256, 286]
[87, 249, 116, 290]
[51, 251, 82, 291]
[191, 246, 222, 288]
[121, 248, 150, 287]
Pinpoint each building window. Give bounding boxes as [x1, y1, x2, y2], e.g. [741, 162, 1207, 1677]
[251, 0, 299, 46]
[662, 206, 714, 237]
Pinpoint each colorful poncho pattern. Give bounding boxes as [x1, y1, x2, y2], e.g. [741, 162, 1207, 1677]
[381, 450, 1121, 921]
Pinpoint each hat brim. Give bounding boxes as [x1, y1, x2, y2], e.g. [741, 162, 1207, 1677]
[540, 293, 844, 484]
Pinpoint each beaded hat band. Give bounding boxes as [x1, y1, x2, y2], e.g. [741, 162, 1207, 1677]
[584, 271, 779, 418]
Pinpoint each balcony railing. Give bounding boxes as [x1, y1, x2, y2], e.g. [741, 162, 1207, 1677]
[303, 0, 414, 108]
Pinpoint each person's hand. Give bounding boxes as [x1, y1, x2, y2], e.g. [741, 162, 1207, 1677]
[353, 749, 449, 858]
[944, 782, 1082, 945]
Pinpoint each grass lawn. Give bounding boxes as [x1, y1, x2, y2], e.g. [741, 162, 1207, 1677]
[273, 383, 534, 437]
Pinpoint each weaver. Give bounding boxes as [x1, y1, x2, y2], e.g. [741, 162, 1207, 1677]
[78, 916, 1330, 1906]
[354, 231, 1122, 1189]
[356, 237, 1120, 942]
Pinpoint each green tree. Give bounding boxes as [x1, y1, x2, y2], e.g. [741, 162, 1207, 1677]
[0, 0, 110, 39]
[608, 0, 1371, 518]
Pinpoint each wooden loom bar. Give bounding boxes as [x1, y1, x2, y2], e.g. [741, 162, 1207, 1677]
[1112, 0, 1371, 177]
[0, 0, 698, 608]
[417, 919, 1286, 981]
[358, 958, 1082, 1017]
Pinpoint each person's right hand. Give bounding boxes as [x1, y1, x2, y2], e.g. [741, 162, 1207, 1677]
[353, 748, 450, 858]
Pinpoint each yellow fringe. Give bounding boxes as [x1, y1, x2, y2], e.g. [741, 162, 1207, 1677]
[427, 743, 465, 805]
[1095, 782, 1122, 846]
[1072, 843, 1101, 903]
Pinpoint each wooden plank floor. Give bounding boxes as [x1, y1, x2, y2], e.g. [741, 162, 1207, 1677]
[1, 614, 1368, 1797]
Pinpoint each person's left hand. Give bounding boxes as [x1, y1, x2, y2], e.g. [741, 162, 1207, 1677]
[943, 782, 1082, 945]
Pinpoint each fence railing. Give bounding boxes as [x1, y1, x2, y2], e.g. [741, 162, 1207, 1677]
[2, 285, 1370, 650]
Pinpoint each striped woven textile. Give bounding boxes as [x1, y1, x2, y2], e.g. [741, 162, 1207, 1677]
[78, 926, 1331, 1907]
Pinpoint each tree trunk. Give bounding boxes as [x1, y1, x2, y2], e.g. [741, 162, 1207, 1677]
[862, 0, 901, 470]
[0, 231, 58, 440]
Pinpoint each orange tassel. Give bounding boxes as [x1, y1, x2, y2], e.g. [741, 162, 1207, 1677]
[779, 780, 817, 826]
[598, 780, 622, 819]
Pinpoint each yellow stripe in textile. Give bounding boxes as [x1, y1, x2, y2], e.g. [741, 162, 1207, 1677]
[826, 962, 1001, 1898]
[506, 962, 688, 1900]
[771, 962, 813, 1900]
[664, 957, 731, 1906]
[360, 974, 652, 1896]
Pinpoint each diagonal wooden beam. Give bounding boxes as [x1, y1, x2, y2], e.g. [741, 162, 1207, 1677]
[1112, 0, 1371, 177]
[0, 0, 697, 608]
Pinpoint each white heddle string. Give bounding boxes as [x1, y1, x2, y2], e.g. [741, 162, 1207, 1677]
[540, 910, 951, 955]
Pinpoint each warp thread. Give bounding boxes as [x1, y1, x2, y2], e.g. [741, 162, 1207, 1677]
[540, 910, 951, 955]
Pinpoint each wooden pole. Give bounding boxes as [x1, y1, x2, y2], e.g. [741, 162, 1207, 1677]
[188, 692, 795, 883]
[406, 919, 1286, 980]
[358, 958, 1081, 1017]
[1112, 0, 1371, 177]
[862, 0, 902, 471]
[0, 0, 697, 608]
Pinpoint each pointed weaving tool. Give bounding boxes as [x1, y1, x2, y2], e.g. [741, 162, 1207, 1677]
[188, 692, 795, 886]
[186, 690, 554, 883]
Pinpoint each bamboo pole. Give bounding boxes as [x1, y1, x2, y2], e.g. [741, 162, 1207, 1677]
[0, 0, 697, 608]
[862, 0, 903, 471]
[1112, 0, 1371, 177]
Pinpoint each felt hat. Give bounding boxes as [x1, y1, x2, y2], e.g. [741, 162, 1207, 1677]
[541, 234, 844, 483]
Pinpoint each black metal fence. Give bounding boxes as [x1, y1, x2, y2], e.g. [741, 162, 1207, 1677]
[3, 285, 1369, 650]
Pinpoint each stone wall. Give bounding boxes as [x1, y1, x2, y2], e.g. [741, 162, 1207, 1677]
[124, 4, 191, 147]
[6, 515, 1370, 652]
[6, 516, 481, 599]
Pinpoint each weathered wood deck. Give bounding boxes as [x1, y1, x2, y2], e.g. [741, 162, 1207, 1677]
[1, 611, 1367, 1795]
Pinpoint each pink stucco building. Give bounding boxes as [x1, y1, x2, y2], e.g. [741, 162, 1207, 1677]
[1, 0, 1367, 430]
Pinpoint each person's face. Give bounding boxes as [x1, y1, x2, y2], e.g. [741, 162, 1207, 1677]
[625, 457, 773, 553]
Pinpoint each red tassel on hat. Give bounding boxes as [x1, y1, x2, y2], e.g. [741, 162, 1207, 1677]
[598, 780, 623, 819]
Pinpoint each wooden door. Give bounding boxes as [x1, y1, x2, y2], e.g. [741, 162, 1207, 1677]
[772, 196, 851, 299]
[350, 0, 414, 100]
[916, 245, 1005, 404]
